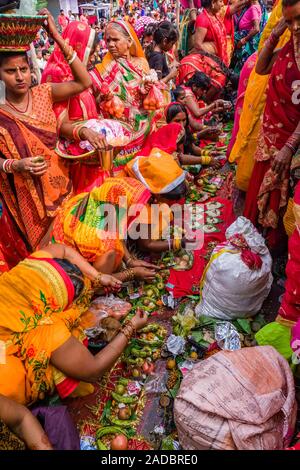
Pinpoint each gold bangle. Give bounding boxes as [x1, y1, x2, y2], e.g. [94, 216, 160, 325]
[201, 155, 212, 165]
[173, 238, 181, 251]
[124, 268, 135, 281]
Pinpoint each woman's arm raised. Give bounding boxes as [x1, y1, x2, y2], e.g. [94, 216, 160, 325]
[39, 9, 92, 102]
[256, 18, 287, 75]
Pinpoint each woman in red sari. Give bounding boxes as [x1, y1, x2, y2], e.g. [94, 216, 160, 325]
[194, 0, 229, 66]
[244, 5, 300, 249]
[42, 21, 111, 195]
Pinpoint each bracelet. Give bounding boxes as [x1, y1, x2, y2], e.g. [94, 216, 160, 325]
[173, 237, 181, 251]
[285, 142, 297, 153]
[122, 268, 135, 282]
[120, 320, 136, 342]
[72, 124, 86, 142]
[125, 256, 135, 267]
[2, 159, 16, 173]
[68, 51, 77, 65]
[63, 44, 74, 62]
[167, 238, 172, 251]
[201, 155, 212, 165]
[265, 32, 279, 50]
[92, 272, 104, 290]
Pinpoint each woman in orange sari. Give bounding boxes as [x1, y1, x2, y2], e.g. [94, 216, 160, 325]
[0, 10, 92, 255]
[0, 243, 147, 405]
[244, 2, 300, 248]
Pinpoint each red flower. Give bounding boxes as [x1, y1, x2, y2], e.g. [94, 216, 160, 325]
[48, 297, 59, 311]
[27, 345, 36, 358]
[31, 301, 42, 315]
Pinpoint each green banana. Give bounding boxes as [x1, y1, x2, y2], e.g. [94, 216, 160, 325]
[109, 417, 136, 428]
[111, 392, 138, 404]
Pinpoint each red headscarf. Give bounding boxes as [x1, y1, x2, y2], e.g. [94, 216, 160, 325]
[41, 21, 97, 126]
[137, 123, 185, 156]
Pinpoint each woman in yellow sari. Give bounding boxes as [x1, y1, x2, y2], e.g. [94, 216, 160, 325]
[52, 154, 188, 278]
[0, 243, 147, 405]
[228, 0, 291, 192]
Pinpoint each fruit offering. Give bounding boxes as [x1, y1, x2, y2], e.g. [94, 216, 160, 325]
[143, 85, 163, 111]
[102, 95, 125, 119]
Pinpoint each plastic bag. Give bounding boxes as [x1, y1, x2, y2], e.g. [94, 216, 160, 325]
[195, 217, 273, 320]
[215, 321, 241, 350]
[79, 119, 131, 150]
[143, 84, 164, 111]
[166, 335, 186, 356]
[88, 295, 131, 321]
[102, 95, 125, 118]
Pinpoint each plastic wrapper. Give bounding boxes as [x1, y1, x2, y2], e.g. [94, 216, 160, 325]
[143, 84, 164, 111]
[215, 321, 241, 350]
[162, 294, 180, 310]
[166, 335, 186, 356]
[80, 436, 97, 451]
[79, 119, 131, 151]
[144, 374, 167, 395]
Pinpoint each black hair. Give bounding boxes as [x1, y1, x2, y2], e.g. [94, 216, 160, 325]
[163, 181, 188, 200]
[53, 258, 84, 300]
[0, 51, 28, 67]
[282, 0, 300, 6]
[173, 86, 185, 101]
[201, 0, 213, 9]
[186, 71, 211, 91]
[42, 50, 49, 57]
[165, 102, 194, 153]
[152, 21, 179, 46]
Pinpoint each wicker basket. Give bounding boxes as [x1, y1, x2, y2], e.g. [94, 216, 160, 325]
[0, 14, 47, 51]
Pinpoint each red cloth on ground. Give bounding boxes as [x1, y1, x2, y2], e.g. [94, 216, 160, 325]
[166, 198, 235, 298]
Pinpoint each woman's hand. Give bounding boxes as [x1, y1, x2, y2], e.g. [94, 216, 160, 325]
[236, 38, 246, 49]
[15, 157, 48, 177]
[198, 127, 221, 140]
[133, 266, 157, 281]
[131, 308, 148, 331]
[128, 258, 159, 270]
[272, 17, 288, 39]
[39, 8, 59, 39]
[98, 273, 122, 291]
[210, 157, 222, 169]
[80, 128, 108, 150]
[271, 145, 293, 178]
[169, 65, 179, 80]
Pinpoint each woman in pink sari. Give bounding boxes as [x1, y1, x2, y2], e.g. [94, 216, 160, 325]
[42, 21, 110, 195]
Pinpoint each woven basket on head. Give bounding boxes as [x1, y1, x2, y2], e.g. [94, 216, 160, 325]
[0, 14, 46, 51]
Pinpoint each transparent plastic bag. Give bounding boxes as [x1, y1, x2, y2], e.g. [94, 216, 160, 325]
[102, 95, 125, 119]
[215, 321, 241, 350]
[88, 295, 132, 321]
[143, 84, 164, 111]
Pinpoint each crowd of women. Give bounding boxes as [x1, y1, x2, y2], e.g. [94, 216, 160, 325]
[0, 0, 300, 450]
